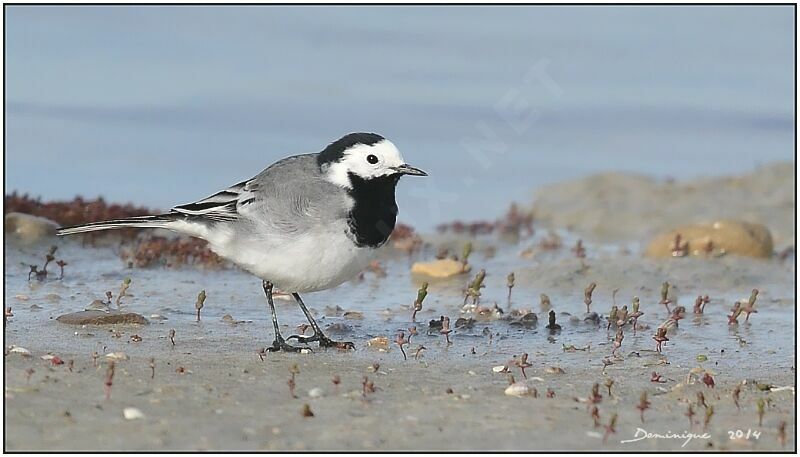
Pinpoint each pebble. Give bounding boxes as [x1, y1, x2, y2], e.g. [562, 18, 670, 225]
[367, 336, 389, 349]
[123, 407, 145, 420]
[308, 387, 324, 398]
[9, 346, 31, 356]
[105, 352, 129, 361]
[221, 314, 247, 324]
[410, 258, 470, 279]
[504, 382, 533, 397]
[582, 312, 600, 324]
[56, 310, 149, 325]
[324, 322, 352, 333]
[343, 311, 364, 320]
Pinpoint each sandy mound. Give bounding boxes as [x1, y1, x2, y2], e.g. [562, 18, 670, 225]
[530, 161, 795, 249]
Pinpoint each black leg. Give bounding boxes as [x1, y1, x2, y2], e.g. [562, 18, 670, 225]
[262, 281, 302, 352]
[285, 293, 355, 350]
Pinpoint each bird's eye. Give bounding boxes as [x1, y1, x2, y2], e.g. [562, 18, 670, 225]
[366, 154, 379, 164]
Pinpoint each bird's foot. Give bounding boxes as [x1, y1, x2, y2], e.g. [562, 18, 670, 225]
[287, 333, 354, 350]
[266, 338, 305, 352]
[318, 336, 355, 350]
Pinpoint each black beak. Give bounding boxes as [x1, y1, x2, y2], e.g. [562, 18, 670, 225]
[392, 164, 428, 176]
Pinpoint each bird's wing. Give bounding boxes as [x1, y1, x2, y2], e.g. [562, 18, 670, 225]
[171, 154, 349, 234]
[171, 179, 253, 222]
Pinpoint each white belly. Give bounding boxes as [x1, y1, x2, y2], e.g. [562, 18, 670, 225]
[205, 223, 376, 293]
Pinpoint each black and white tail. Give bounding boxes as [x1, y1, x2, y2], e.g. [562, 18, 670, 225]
[56, 214, 177, 236]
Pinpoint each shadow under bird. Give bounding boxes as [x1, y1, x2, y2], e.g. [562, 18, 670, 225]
[57, 132, 427, 351]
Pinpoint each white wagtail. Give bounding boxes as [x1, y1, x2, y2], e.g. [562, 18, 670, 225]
[57, 132, 427, 351]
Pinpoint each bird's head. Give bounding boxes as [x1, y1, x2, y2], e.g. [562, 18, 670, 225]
[317, 132, 427, 188]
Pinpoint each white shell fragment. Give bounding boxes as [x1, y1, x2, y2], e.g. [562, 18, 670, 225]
[769, 385, 795, 393]
[492, 365, 509, 373]
[9, 346, 31, 356]
[308, 387, 324, 398]
[123, 407, 145, 420]
[105, 352, 129, 361]
[300, 349, 312, 354]
[504, 382, 533, 397]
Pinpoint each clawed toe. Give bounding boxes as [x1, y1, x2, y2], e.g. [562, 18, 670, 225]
[267, 339, 305, 352]
[319, 337, 355, 350]
[286, 334, 318, 344]
[287, 333, 354, 350]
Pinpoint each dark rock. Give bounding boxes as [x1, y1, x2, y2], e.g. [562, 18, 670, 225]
[582, 312, 600, 324]
[56, 310, 149, 325]
[509, 312, 538, 327]
[455, 317, 475, 329]
[325, 322, 352, 333]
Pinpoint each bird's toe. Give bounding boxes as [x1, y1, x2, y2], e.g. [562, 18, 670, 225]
[267, 339, 306, 352]
[319, 337, 355, 350]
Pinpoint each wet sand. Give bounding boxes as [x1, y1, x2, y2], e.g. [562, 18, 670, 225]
[4, 163, 795, 451]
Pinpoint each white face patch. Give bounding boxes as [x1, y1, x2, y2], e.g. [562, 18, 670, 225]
[323, 139, 406, 188]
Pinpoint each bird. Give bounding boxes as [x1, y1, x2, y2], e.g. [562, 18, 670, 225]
[56, 132, 427, 352]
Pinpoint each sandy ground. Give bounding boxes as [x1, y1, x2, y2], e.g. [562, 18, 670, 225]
[4, 162, 796, 451]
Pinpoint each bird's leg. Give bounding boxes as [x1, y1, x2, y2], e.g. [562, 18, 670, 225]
[286, 293, 355, 350]
[262, 281, 302, 352]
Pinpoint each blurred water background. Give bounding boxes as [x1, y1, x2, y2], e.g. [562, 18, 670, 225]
[5, 5, 794, 231]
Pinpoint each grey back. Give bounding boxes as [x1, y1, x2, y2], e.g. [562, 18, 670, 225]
[235, 154, 351, 239]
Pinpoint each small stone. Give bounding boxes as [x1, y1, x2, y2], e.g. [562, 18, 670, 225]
[221, 314, 246, 324]
[9, 346, 31, 356]
[308, 387, 324, 398]
[325, 322, 352, 333]
[105, 352, 129, 361]
[509, 313, 538, 327]
[504, 382, 533, 397]
[123, 407, 145, 420]
[343, 311, 364, 320]
[411, 258, 470, 279]
[582, 312, 600, 324]
[367, 336, 389, 349]
[56, 310, 149, 325]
